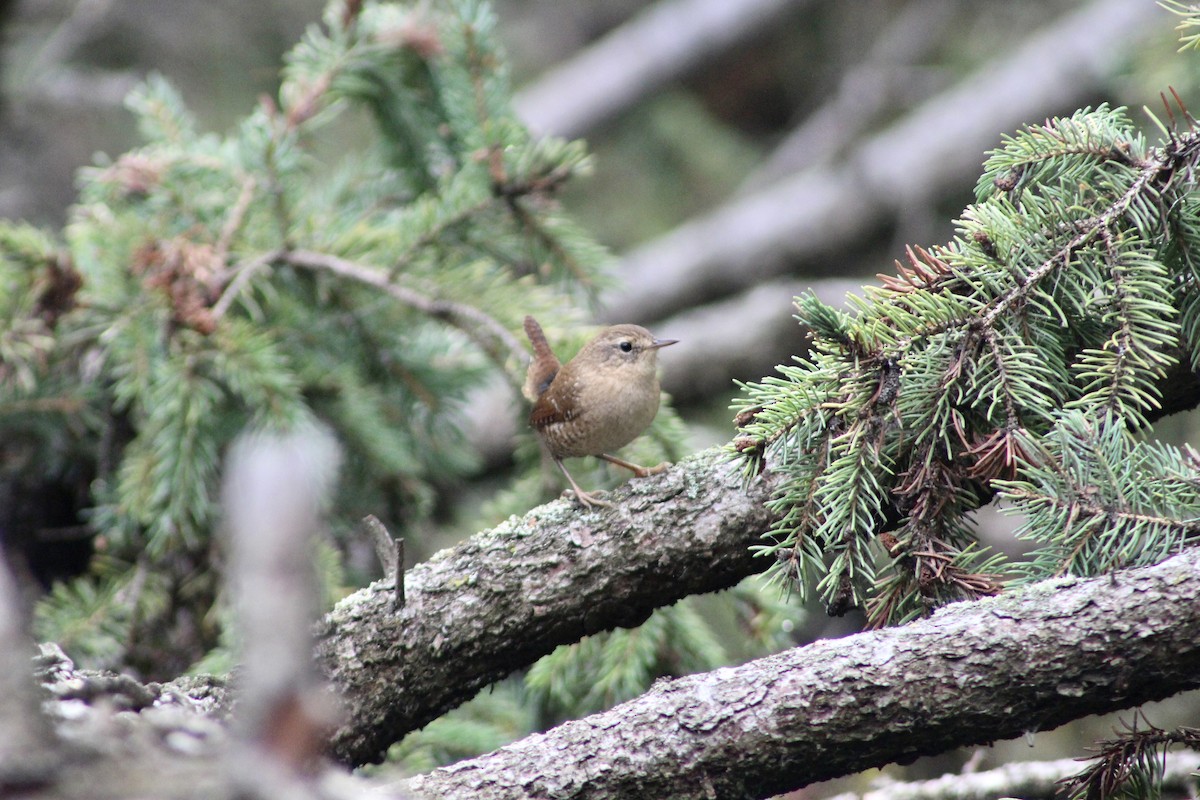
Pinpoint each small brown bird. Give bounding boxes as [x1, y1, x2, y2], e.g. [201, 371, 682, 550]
[523, 315, 678, 508]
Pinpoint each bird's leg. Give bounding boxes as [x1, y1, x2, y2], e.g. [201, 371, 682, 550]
[597, 453, 670, 478]
[556, 458, 612, 508]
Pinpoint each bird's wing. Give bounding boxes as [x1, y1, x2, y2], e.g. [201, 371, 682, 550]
[528, 379, 580, 432]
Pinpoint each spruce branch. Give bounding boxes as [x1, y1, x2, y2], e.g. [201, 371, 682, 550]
[14, 0, 612, 676]
[1060, 712, 1200, 800]
[215, 176, 258, 261]
[379, 144, 591, 285]
[604, 0, 1162, 323]
[997, 410, 1200, 579]
[1163, 0, 1200, 53]
[210, 250, 277, 320]
[733, 108, 1200, 622]
[281, 248, 530, 374]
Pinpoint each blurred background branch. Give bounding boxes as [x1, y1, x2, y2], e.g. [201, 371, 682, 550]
[514, 0, 810, 138]
[602, 0, 1160, 324]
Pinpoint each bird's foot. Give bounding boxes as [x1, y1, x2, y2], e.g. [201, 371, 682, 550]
[598, 453, 671, 478]
[630, 461, 670, 478]
[565, 488, 612, 508]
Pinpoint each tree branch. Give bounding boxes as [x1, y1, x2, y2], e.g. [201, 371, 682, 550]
[17, 647, 404, 800]
[740, 0, 957, 191]
[0, 554, 60, 788]
[315, 447, 781, 765]
[821, 752, 1200, 800]
[402, 547, 1200, 800]
[513, 0, 808, 139]
[281, 248, 530, 374]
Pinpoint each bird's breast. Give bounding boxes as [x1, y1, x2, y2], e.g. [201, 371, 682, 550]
[537, 371, 661, 458]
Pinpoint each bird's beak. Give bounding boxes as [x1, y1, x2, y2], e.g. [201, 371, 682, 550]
[650, 337, 679, 350]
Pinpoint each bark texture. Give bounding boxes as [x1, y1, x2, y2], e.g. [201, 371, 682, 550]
[315, 448, 781, 765]
[403, 547, 1200, 800]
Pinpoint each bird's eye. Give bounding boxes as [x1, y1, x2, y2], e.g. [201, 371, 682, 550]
[619, 341, 633, 352]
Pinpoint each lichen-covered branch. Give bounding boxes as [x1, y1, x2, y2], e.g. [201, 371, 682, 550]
[315, 447, 781, 765]
[402, 547, 1200, 800]
[18, 549, 1200, 799]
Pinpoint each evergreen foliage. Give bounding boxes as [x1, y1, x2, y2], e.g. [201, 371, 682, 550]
[999, 410, 1200, 580]
[524, 577, 799, 716]
[391, 575, 803, 773]
[383, 679, 539, 775]
[3, 0, 628, 676]
[1059, 712, 1200, 800]
[733, 104, 1200, 626]
[1165, 0, 1200, 54]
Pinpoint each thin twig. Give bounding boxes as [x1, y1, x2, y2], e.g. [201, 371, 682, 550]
[211, 249, 281, 320]
[0, 396, 86, 415]
[361, 515, 405, 612]
[282, 248, 529, 373]
[216, 176, 259, 260]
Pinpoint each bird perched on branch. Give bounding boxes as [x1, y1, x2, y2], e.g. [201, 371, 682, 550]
[523, 315, 678, 508]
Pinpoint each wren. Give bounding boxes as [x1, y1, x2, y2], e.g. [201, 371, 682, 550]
[523, 315, 678, 508]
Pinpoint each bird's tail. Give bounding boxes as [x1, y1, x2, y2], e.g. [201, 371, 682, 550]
[522, 315, 560, 402]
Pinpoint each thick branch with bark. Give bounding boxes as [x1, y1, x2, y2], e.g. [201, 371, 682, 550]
[402, 547, 1200, 800]
[315, 448, 780, 765]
